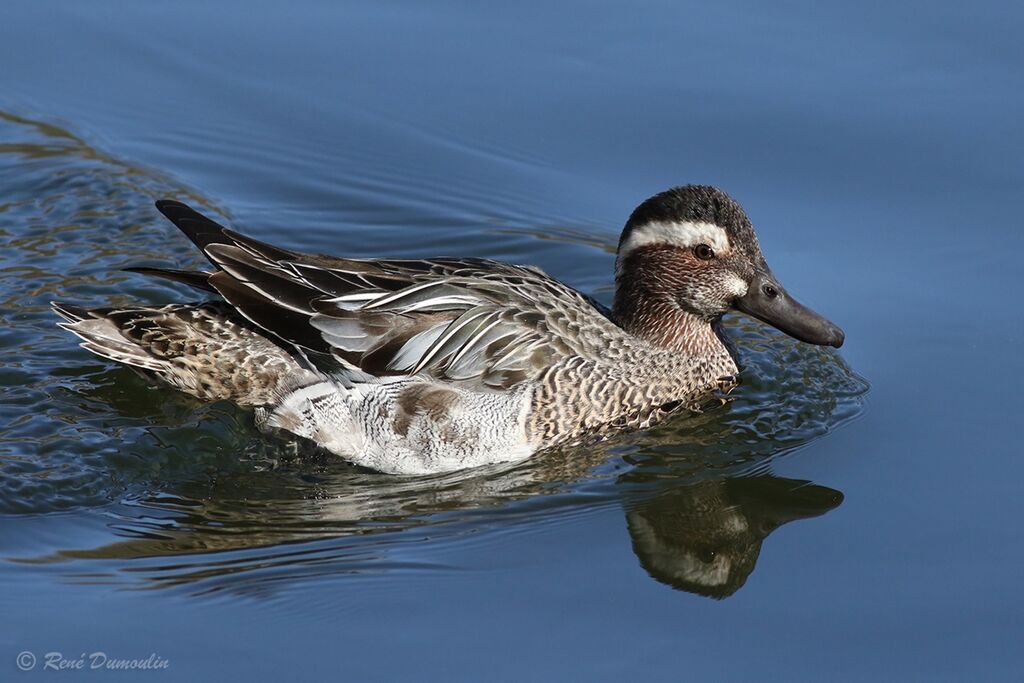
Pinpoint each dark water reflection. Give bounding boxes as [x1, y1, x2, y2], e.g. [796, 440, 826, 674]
[23, 471, 845, 602]
[626, 476, 842, 598]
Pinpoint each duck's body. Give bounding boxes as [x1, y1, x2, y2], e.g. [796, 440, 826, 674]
[54, 186, 843, 474]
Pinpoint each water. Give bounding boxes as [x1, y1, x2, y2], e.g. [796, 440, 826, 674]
[1, 1, 1021, 680]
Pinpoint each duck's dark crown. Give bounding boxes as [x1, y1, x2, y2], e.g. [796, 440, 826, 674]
[618, 185, 758, 253]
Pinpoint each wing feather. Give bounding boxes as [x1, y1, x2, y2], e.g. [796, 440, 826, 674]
[143, 200, 619, 389]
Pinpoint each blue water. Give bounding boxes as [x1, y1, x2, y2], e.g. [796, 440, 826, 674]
[2, 1, 1022, 680]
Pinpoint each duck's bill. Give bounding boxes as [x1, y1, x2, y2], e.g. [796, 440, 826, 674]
[734, 272, 845, 348]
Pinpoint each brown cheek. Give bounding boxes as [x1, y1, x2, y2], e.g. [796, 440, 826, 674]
[663, 249, 734, 304]
[638, 248, 700, 297]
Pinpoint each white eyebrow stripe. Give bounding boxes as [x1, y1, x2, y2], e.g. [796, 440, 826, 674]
[616, 220, 732, 264]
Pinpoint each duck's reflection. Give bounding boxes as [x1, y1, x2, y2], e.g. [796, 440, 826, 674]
[22, 451, 844, 600]
[625, 476, 842, 598]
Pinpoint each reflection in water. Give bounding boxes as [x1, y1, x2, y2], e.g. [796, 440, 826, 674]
[0, 110, 867, 599]
[626, 476, 842, 598]
[18, 444, 621, 595]
[21, 456, 846, 601]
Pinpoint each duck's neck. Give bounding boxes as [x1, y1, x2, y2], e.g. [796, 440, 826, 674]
[612, 256, 730, 359]
[613, 296, 728, 357]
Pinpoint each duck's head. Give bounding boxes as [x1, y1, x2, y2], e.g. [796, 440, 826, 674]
[613, 185, 844, 348]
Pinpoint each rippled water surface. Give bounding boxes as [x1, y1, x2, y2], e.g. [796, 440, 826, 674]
[2, 1, 1022, 680]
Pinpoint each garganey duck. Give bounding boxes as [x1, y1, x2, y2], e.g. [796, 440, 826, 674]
[53, 186, 844, 474]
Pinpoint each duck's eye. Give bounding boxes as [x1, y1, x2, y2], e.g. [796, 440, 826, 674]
[694, 244, 715, 260]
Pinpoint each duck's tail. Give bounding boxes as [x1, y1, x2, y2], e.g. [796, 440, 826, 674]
[52, 301, 320, 405]
[53, 302, 170, 373]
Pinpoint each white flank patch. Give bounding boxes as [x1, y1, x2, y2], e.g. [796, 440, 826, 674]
[616, 220, 732, 272]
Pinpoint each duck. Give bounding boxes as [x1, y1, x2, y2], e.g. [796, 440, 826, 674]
[53, 185, 844, 475]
